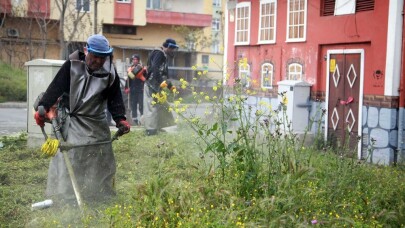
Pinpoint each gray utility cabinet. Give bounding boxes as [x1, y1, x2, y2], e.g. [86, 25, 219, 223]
[25, 59, 64, 142]
[277, 80, 312, 133]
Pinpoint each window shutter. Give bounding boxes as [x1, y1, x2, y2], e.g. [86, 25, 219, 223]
[356, 0, 374, 12]
[321, 0, 335, 16]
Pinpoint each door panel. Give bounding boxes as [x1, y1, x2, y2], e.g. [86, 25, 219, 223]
[328, 53, 361, 153]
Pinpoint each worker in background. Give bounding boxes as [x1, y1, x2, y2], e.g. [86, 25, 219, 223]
[126, 54, 145, 125]
[143, 38, 177, 136]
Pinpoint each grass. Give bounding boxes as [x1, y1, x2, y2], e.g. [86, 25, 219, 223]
[2, 49, 404, 227]
[0, 61, 26, 102]
[0, 129, 404, 227]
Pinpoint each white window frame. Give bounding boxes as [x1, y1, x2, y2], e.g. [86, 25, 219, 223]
[239, 63, 250, 87]
[211, 40, 220, 54]
[258, 0, 277, 44]
[117, 0, 131, 3]
[76, 0, 90, 12]
[287, 63, 303, 80]
[261, 63, 274, 88]
[286, 0, 307, 42]
[212, 18, 220, 32]
[235, 2, 251, 45]
[213, 0, 221, 7]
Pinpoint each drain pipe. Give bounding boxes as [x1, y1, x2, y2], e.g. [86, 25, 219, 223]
[397, 1, 405, 163]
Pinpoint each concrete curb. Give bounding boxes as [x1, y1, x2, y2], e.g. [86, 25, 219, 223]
[0, 102, 27, 109]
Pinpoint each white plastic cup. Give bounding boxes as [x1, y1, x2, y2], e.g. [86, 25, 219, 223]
[31, 199, 53, 210]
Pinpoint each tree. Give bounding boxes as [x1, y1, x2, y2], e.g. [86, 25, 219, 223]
[172, 25, 212, 52]
[55, 0, 91, 59]
[29, 0, 59, 58]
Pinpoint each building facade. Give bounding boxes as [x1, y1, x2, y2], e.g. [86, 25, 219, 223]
[225, 0, 404, 165]
[0, 0, 224, 84]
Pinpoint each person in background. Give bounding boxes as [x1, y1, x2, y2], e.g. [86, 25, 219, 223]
[126, 54, 145, 125]
[34, 34, 130, 203]
[143, 38, 178, 136]
[108, 63, 130, 126]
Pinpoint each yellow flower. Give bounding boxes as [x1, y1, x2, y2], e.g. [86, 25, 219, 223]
[259, 100, 267, 106]
[213, 86, 218, 91]
[198, 71, 202, 75]
[205, 96, 210, 101]
[191, 66, 197, 70]
[282, 96, 288, 105]
[255, 110, 263, 116]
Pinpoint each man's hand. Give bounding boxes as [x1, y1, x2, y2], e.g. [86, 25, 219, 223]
[34, 111, 45, 127]
[124, 88, 130, 94]
[116, 120, 130, 136]
[160, 81, 175, 92]
[169, 85, 176, 92]
[160, 81, 168, 88]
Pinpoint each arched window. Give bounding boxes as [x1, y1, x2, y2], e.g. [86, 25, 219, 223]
[287, 63, 302, 80]
[261, 63, 273, 88]
[239, 63, 250, 87]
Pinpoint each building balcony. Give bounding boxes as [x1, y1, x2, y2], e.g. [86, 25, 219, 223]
[0, 0, 12, 14]
[146, 10, 211, 27]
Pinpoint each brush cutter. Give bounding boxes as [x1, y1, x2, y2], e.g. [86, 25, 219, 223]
[37, 105, 123, 212]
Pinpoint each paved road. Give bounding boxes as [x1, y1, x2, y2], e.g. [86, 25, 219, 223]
[0, 102, 213, 137]
[0, 107, 28, 136]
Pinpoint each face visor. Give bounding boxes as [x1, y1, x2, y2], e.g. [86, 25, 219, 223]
[86, 43, 114, 57]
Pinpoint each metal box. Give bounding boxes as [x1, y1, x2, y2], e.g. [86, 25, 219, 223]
[277, 80, 312, 133]
[25, 59, 65, 141]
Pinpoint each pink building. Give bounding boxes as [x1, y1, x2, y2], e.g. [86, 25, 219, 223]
[225, 0, 404, 164]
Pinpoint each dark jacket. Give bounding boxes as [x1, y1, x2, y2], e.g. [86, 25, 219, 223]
[146, 48, 168, 93]
[38, 50, 126, 122]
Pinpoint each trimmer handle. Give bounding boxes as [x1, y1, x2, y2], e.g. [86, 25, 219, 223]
[38, 105, 46, 118]
[111, 128, 124, 141]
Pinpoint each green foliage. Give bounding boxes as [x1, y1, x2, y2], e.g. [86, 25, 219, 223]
[0, 111, 405, 226]
[0, 61, 27, 102]
[2, 51, 403, 227]
[171, 25, 212, 51]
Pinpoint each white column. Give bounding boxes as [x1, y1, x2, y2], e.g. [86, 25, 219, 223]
[384, 0, 404, 96]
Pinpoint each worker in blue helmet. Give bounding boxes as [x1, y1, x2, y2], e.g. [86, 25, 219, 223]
[34, 34, 130, 204]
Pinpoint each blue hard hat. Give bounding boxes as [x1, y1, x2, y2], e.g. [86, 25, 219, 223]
[86, 34, 114, 56]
